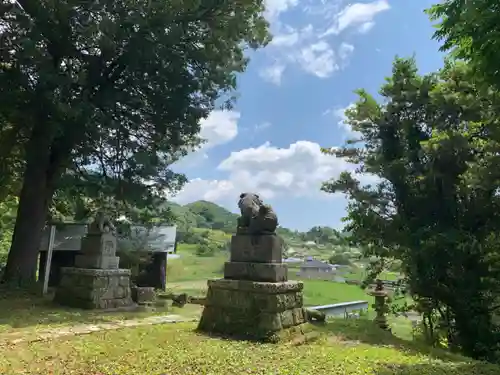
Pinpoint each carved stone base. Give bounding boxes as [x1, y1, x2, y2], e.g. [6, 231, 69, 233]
[197, 279, 306, 342]
[75, 254, 120, 269]
[54, 267, 134, 310]
[224, 262, 288, 282]
[230, 234, 283, 263]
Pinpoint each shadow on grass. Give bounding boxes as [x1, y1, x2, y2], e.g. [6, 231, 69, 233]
[317, 318, 467, 363]
[0, 286, 170, 333]
[374, 362, 499, 375]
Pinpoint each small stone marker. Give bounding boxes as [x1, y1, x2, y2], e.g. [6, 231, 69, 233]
[197, 193, 307, 342]
[54, 211, 135, 310]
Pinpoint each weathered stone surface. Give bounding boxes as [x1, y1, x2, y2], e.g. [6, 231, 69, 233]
[54, 267, 134, 310]
[207, 279, 303, 293]
[74, 254, 120, 269]
[198, 279, 305, 342]
[230, 234, 283, 263]
[131, 286, 156, 305]
[58, 267, 131, 277]
[236, 193, 278, 235]
[224, 262, 287, 282]
[205, 286, 302, 312]
[80, 233, 117, 257]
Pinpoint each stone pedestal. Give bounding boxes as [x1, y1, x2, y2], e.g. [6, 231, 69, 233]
[75, 233, 120, 269]
[54, 268, 134, 309]
[198, 234, 307, 342]
[54, 231, 135, 310]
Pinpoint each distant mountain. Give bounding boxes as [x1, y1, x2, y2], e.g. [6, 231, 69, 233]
[185, 200, 239, 232]
[166, 200, 342, 243]
[166, 200, 238, 233]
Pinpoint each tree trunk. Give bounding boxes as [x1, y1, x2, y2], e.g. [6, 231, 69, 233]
[2, 124, 58, 287]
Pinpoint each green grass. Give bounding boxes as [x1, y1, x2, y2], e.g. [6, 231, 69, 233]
[191, 228, 232, 244]
[0, 288, 189, 336]
[167, 246, 228, 282]
[1, 320, 498, 375]
[0, 245, 482, 374]
[343, 268, 400, 282]
[165, 249, 416, 341]
[300, 280, 370, 306]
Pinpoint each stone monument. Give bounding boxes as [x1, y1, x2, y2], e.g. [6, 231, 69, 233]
[54, 211, 134, 310]
[197, 193, 306, 342]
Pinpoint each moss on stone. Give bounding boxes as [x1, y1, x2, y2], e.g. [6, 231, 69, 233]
[198, 279, 306, 342]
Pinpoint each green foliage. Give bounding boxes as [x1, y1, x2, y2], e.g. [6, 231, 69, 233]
[177, 228, 206, 245]
[0, 0, 271, 284]
[195, 242, 221, 257]
[427, 0, 500, 89]
[300, 226, 345, 245]
[329, 252, 352, 266]
[185, 201, 239, 232]
[322, 57, 500, 361]
[0, 196, 16, 266]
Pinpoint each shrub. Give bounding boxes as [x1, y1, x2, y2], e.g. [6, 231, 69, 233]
[195, 243, 217, 257]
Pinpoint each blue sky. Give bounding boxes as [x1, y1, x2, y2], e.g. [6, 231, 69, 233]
[172, 0, 445, 231]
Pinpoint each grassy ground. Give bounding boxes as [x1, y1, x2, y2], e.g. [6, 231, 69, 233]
[1, 319, 498, 375]
[0, 243, 489, 374]
[343, 269, 400, 282]
[0, 288, 194, 336]
[166, 251, 415, 341]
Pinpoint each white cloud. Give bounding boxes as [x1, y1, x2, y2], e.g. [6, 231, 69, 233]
[172, 140, 375, 207]
[270, 32, 300, 47]
[264, 0, 299, 21]
[260, 1, 379, 82]
[293, 41, 354, 79]
[328, 103, 364, 140]
[322, 0, 390, 37]
[255, 122, 271, 131]
[260, 62, 286, 85]
[358, 21, 375, 34]
[297, 41, 337, 78]
[269, 24, 314, 48]
[338, 42, 354, 63]
[199, 110, 240, 149]
[173, 110, 240, 168]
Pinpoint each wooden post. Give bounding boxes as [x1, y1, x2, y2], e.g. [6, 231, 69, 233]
[42, 225, 56, 295]
[164, 250, 168, 291]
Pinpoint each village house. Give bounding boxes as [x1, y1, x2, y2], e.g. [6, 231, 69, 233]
[298, 257, 338, 280]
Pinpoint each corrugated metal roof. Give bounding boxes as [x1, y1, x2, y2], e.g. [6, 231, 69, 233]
[300, 258, 332, 269]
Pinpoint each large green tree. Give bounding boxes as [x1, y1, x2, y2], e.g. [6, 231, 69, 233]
[0, 0, 270, 285]
[427, 0, 500, 89]
[322, 57, 500, 360]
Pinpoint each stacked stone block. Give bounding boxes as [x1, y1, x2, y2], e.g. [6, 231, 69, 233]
[54, 268, 133, 309]
[198, 234, 306, 341]
[54, 231, 134, 310]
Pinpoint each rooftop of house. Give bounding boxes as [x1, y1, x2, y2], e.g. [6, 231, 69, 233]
[300, 258, 333, 269]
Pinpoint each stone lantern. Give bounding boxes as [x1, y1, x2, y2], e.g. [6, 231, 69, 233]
[368, 279, 391, 331]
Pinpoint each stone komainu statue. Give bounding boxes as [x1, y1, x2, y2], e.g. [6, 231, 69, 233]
[87, 210, 116, 235]
[237, 193, 278, 235]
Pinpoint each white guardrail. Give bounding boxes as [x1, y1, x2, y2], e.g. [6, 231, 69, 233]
[310, 300, 369, 318]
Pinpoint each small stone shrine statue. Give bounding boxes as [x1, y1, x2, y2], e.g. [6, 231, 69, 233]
[87, 210, 116, 235]
[237, 192, 278, 235]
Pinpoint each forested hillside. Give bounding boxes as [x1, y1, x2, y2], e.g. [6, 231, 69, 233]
[169, 200, 345, 244]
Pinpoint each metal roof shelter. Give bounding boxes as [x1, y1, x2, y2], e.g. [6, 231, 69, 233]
[39, 224, 177, 253]
[38, 223, 177, 293]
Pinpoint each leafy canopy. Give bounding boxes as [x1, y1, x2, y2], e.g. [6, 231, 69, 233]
[322, 57, 500, 360]
[427, 0, 500, 88]
[0, 0, 271, 283]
